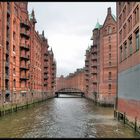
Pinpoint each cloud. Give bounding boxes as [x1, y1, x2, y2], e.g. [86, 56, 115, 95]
[28, 2, 116, 77]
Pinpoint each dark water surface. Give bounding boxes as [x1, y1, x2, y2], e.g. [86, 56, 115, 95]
[0, 95, 139, 138]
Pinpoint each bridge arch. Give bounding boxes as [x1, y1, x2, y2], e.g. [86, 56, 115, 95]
[55, 88, 85, 98]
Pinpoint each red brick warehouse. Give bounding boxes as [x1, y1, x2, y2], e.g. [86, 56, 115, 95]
[0, 2, 56, 105]
[85, 7, 117, 106]
[116, 2, 140, 125]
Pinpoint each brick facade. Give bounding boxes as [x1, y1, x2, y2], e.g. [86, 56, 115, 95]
[85, 7, 117, 105]
[116, 2, 140, 123]
[0, 2, 56, 105]
[56, 68, 85, 92]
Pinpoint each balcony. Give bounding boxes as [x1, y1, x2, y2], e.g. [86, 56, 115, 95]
[7, 21, 10, 28]
[44, 58, 48, 61]
[44, 65, 48, 69]
[20, 75, 29, 81]
[44, 71, 48, 74]
[20, 65, 29, 70]
[85, 73, 89, 76]
[20, 29, 30, 39]
[20, 21, 30, 29]
[44, 83, 47, 86]
[6, 36, 10, 42]
[20, 54, 30, 61]
[44, 53, 48, 56]
[91, 70, 97, 74]
[5, 61, 9, 67]
[93, 81, 98, 84]
[85, 78, 89, 81]
[91, 63, 97, 68]
[51, 81, 54, 84]
[5, 73, 9, 79]
[91, 56, 97, 61]
[20, 43, 30, 51]
[92, 51, 97, 55]
[6, 48, 9, 54]
[7, 8, 10, 16]
[44, 76, 48, 80]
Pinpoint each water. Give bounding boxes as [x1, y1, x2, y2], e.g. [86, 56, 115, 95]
[0, 94, 139, 138]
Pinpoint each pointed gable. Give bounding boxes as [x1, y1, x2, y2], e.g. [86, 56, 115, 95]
[101, 7, 117, 36]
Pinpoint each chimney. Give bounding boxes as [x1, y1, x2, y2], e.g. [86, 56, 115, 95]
[108, 7, 111, 15]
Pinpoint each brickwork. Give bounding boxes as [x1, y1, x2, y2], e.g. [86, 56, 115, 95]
[0, 2, 56, 105]
[56, 68, 85, 92]
[117, 2, 140, 123]
[85, 7, 117, 105]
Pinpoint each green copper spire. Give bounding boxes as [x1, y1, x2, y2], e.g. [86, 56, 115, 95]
[94, 20, 102, 29]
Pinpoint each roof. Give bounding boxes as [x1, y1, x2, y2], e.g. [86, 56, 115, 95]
[94, 21, 102, 30]
[111, 13, 116, 21]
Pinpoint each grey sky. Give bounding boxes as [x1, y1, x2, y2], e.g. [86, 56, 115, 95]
[28, 2, 116, 77]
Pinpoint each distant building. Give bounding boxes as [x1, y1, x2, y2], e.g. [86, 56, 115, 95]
[85, 7, 117, 106]
[56, 68, 85, 92]
[116, 2, 140, 123]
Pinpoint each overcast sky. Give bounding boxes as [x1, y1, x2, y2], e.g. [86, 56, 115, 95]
[28, 2, 116, 77]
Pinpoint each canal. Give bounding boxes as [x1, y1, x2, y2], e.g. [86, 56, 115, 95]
[0, 94, 139, 138]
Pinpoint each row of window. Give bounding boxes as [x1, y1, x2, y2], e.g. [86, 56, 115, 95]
[118, 2, 136, 23]
[119, 4, 139, 33]
[119, 30, 139, 62]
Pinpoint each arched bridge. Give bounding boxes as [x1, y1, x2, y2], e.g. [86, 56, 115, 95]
[55, 88, 85, 98]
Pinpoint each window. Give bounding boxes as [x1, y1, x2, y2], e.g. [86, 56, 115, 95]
[123, 24, 127, 39]
[13, 56, 16, 63]
[109, 45, 111, 52]
[134, 6, 139, 25]
[124, 42, 127, 59]
[109, 53, 111, 60]
[109, 61, 111, 66]
[13, 45, 15, 52]
[13, 32, 16, 40]
[119, 14, 122, 28]
[13, 79, 16, 88]
[13, 68, 15, 75]
[108, 84, 111, 90]
[109, 36, 111, 43]
[109, 72, 111, 80]
[120, 46, 122, 62]
[119, 30, 122, 43]
[108, 26, 112, 34]
[129, 36, 132, 55]
[135, 30, 139, 51]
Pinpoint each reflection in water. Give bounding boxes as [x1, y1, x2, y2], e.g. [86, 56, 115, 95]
[0, 95, 139, 138]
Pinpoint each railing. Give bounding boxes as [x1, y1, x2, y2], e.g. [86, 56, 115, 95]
[20, 64, 29, 70]
[20, 20, 30, 29]
[20, 54, 30, 60]
[20, 43, 30, 50]
[20, 29, 30, 39]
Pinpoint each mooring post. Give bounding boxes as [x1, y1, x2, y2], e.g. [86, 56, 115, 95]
[123, 112, 126, 124]
[134, 117, 137, 132]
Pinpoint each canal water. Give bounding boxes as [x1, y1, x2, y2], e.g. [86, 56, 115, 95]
[0, 94, 139, 138]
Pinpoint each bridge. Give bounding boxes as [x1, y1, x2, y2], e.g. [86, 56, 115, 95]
[55, 88, 85, 98]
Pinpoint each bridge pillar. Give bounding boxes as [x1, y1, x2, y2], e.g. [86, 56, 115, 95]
[56, 93, 59, 98]
[81, 93, 84, 97]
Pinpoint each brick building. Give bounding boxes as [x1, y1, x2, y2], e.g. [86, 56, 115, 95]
[116, 2, 140, 124]
[0, 2, 56, 105]
[85, 7, 117, 106]
[56, 68, 85, 92]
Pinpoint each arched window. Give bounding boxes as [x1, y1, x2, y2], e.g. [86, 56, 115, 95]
[108, 26, 112, 34]
[109, 72, 111, 80]
[13, 79, 16, 88]
[108, 84, 111, 90]
[109, 45, 111, 52]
